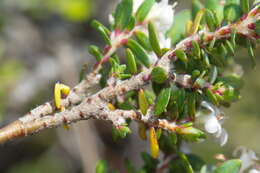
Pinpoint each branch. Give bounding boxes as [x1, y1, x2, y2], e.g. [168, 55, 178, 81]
[0, 6, 259, 144]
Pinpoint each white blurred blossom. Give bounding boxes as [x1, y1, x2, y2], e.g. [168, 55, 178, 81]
[233, 147, 259, 173]
[197, 101, 228, 146]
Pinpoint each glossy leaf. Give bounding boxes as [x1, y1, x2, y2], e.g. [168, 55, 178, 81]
[135, 31, 152, 51]
[127, 39, 151, 67]
[148, 22, 162, 57]
[89, 45, 103, 61]
[91, 20, 111, 45]
[136, 0, 155, 22]
[151, 67, 168, 84]
[126, 48, 137, 74]
[192, 40, 201, 59]
[154, 88, 171, 116]
[175, 49, 188, 65]
[213, 159, 241, 173]
[114, 0, 133, 30]
[205, 9, 217, 31]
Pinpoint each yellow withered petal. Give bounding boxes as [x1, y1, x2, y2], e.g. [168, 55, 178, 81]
[138, 89, 149, 115]
[150, 127, 159, 158]
[60, 84, 70, 96]
[138, 123, 147, 140]
[185, 20, 193, 36]
[108, 103, 116, 110]
[191, 9, 205, 35]
[54, 83, 62, 109]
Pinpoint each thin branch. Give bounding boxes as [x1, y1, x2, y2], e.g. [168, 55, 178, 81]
[0, 6, 259, 144]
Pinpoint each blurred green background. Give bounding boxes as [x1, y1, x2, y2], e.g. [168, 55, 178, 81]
[0, 0, 259, 172]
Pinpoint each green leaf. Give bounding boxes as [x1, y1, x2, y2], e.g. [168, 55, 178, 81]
[192, 0, 204, 20]
[178, 127, 206, 142]
[169, 153, 195, 173]
[114, 0, 133, 30]
[192, 40, 201, 59]
[151, 67, 168, 84]
[175, 49, 188, 65]
[167, 10, 191, 45]
[225, 40, 235, 55]
[187, 154, 205, 172]
[96, 160, 108, 173]
[127, 16, 136, 31]
[247, 40, 256, 67]
[91, 20, 111, 45]
[205, 9, 217, 31]
[88, 45, 103, 61]
[187, 93, 196, 119]
[209, 66, 218, 84]
[136, 0, 155, 22]
[205, 0, 224, 23]
[154, 88, 171, 116]
[206, 88, 219, 105]
[126, 48, 137, 74]
[125, 159, 137, 173]
[255, 21, 260, 36]
[148, 22, 162, 57]
[135, 31, 152, 51]
[224, 0, 242, 22]
[112, 125, 131, 141]
[213, 159, 241, 173]
[240, 0, 249, 13]
[127, 39, 151, 67]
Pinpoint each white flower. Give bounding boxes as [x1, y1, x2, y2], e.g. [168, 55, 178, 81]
[158, 33, 171, 48]
[197, 101, 228, 146]
[249, 169, 260, 173]
[145, 0, 176, 33]
[233, 147, 259, 173]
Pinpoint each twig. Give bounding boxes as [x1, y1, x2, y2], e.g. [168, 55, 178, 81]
[0, 6, 259, 144]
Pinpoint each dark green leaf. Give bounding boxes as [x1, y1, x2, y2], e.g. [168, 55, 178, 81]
[91, 20, 111, 45]
[247, 40, 256, 67]
[114, 0, 133, 30]
[127, 39, 151, 67]
[154, 88, 171, 116]
[88, 45, 103, 61]
[255, 20, 260, 36]
[192, 40, 201, 59]
[175, 49, 188, 65]
[240, 0, 249, 13]
[126, 48, 137, 74]
[205, 9, 217, 31]
[148, 22, 162, 56]
[224, 1, 242, 22]
[135, 31, 152, 51]
[213, 159, 241, 173]
[151, 67, 168, 84]
[136, 0, 155, 22]
[209, 66, 218, 84]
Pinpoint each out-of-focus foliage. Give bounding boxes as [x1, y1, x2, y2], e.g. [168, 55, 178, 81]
[0, 60, 24, 119]
[1, 0, 93, 22]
